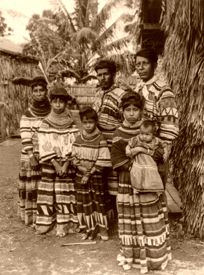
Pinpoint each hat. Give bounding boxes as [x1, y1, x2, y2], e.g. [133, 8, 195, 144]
[49, 87, 71, 100]
[30, 76, 47, 89]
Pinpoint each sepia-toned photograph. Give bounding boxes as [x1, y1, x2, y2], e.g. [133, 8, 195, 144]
[0, 0, 203, 274]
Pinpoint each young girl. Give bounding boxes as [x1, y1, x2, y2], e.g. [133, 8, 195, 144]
[35, 87, 78, 237]
[72, 107, 112, 240]
[126, 119, 167, 192]
[18, 76, 50, 226]
[111, 92, 171, 273]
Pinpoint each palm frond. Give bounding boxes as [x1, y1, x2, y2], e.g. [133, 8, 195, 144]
[102, 35, 130, 52]
[91, 0, 124, 33]
[94, 13, 130, 47]
[50, 0, 77, 33]
[76, 27, 98, 44]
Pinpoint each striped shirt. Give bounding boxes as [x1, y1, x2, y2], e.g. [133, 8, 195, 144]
[20, 109, 45, 154]
[134, 76, 179, 142]
[37, 119, 79, 163]
[72, 129, 112, 171]
[92, 85, 126, 132]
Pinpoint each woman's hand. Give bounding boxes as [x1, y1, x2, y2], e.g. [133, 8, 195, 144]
[129, 146, 148, 157]
[153, 147, 164, 163]
[77, 165, 88, 174]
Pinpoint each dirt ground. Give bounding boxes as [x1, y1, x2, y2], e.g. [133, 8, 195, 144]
[0, 138, 204, 275]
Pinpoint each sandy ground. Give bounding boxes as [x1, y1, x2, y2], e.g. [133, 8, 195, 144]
[0, 138, 204, 275]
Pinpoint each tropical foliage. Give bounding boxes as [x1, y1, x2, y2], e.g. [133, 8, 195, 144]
[0, 11, 12, 36]
[23, 0, 132, 83]
[161, 0, 204, 237]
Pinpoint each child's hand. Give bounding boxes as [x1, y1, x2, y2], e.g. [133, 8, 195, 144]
[81, 175, 89, 184]
[61, 161, 69, 177]
[51, 159, 62, 176]
[29, 155, 39, 170]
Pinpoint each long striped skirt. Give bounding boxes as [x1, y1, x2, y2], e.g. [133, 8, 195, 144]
[75, 171, 108, 236]
[18, 153, 41, 226]
[36, 162, 77, 234]
[102, 130, 119, 195]
[117, 170, 171, 273]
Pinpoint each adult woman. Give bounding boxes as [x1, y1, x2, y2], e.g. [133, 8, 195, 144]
[134, 48, 179, 148]
[111, 92, 171, 273]
[18, 76, 51, 226]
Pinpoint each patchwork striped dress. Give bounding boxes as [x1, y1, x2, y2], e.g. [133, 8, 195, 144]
[36, 115, 79, 233]
[18, 101, 50, 226]
[92, 85, 126, 195]
[111, 121, 171, 273]
[71, 129, 112, 236]
[134, 76, 179, 142]
[134, 76, 180, 210]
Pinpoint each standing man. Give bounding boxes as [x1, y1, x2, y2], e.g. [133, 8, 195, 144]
[92, 59, 126, 219]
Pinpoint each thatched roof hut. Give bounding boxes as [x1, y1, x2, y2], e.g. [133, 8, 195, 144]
[0, 38, 39, 140]
[161, 0, 204, 237]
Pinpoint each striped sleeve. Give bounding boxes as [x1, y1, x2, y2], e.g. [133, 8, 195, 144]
[95, 137, 112, 168]
[158, 87, 179, 141]
[20, 115, 34, 152]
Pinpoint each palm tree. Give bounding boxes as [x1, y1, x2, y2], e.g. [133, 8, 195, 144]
[23, 0, 132, 83]
[161, 0, 204, 237]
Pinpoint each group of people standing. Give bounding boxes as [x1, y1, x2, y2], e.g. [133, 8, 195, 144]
[17, 48, 179, 273]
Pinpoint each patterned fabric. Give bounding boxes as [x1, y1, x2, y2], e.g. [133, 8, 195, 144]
[37, 118, 78, 163]
[35, 116, 79, 233]
[45, 109, 74, 129]
[93, 85, 126, 132]
[111, 121, 171, 273]
[71, 129, 112, 235]
[18, 102, 50, 226]
[134, 76, 179, 142]
[36, 162, 77, 232]
[92, 85, 126, 195]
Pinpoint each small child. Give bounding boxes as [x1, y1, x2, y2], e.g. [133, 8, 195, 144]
[72, 106, 112, 241]
[126, 120, 167, 192]
[36, 87, 79, 237]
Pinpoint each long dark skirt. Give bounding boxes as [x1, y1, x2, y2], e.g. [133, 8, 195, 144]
[18, 153, 40, 226]
[117, 170, 171, 273]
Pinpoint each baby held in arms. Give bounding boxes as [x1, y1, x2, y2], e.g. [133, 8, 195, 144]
[126, 120, 168, 193]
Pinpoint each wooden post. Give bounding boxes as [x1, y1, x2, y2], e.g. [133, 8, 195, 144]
[0, 102, 6, 140]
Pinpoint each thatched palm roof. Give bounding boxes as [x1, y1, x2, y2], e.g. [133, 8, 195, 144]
[162, 0, 204, 237]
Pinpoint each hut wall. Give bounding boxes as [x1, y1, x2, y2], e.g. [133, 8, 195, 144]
[0, 52, 38, 139]
[68, 85, 96, 107]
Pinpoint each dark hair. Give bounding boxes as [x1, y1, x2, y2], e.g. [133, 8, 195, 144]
[94, 59, 117, 75]
[141, 120, 157, 134]
[49, 87, 72, 103]
[79, 106, 98, 122]
[31, 76, 47, 90]
[50, 95, 70, 103]
[121, 92, 145, 111]
[135, 48, 158, 65]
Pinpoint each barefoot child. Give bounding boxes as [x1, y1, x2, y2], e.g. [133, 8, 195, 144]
[126, 119, 167, 192]
[36, 87, 79, 236]
[72, 107, 112, 240]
